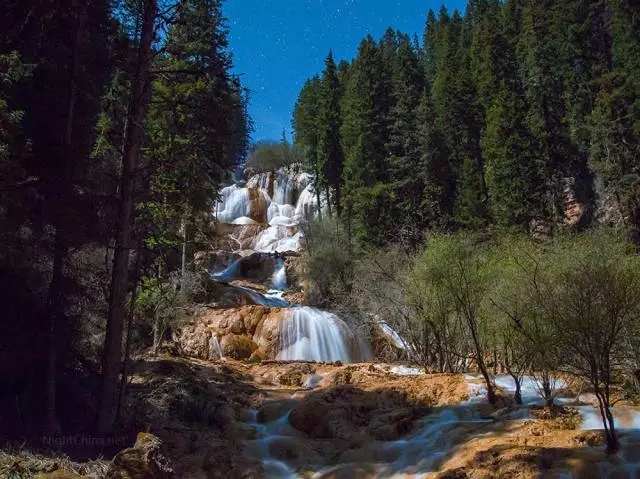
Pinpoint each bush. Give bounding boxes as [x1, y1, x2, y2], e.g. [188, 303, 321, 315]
[244, 141, 305, 173]
[300, 218, 354, 305]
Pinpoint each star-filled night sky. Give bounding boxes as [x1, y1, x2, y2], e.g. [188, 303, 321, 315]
[223, 0, 467, 143]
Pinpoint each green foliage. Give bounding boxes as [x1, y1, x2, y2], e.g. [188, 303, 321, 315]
[245, 139, 304, 173]
[300, 217, 354, 305]
[317, 50, 345, 215]
[292, 0, 640, 240]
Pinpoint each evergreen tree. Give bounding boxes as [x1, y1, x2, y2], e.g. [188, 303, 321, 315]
[417, 88, 455, 228]
[292, 76, 322, 214]
[589, 0, 640, 228]
[341, 36, 393, 244]
[387, 34, 425, 238]
[482, 83, 541, 227]
[517, 0, 575, 221]
[317, 50, 344, 216]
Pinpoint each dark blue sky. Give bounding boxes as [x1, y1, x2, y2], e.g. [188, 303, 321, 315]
[223, 0, 467, 143]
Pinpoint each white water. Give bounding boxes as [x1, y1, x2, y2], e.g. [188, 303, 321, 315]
[214, 185, 271, 224]
[390, 365, 424, 376]
[378, 322, 409, 350]
[271, 259, 287, 290]
[276, 307, 371, 363]
[209, 335, 223, 360]
[211, 258, 241, 281]
[215, 167, 327, 229]
[254, 226, 302, 253]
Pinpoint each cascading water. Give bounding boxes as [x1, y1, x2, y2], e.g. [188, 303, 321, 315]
[209, 335, 223, 360]
[271, 259, 287, 290]
[211, 164, 372, 363]
[276, 307, 372, 363]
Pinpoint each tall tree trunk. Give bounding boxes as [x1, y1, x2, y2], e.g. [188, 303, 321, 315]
[98, 0, 157, 434]
[114, 244, 142, 430]
[45, 0, 84, 434]
[181, 216, 187, 279]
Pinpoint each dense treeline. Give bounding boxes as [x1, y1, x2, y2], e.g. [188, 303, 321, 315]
[0, 0, 250, 439]
[293, 0, 640, 244]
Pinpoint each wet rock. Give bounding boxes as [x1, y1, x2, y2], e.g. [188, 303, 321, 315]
[367, 408, 416, 440]
[249, 348, 269, 362]
[242, 306, 267, 335]
[106, 432, 174, 479]
[277, 363, 315, 386]
[256, 399, 297, 423]
[267, 436, 317, 465]
[193, 250, 240, 274]
[202, 442, 264, 479]
[236, 252, 278, 283]
[437, 468, 468, 479]
[219, 334, 258, 360]
[289, 385, 424, 443]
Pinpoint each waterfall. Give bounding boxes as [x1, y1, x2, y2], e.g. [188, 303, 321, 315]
[271, 259, 287, 290]
[276, 307, 371, 363]
[209, 335, 223, 360]
[212, 258, 241, 281]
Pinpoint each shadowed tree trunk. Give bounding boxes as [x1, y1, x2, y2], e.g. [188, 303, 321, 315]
[45, 0, 85, 435]
[98, 0, 157, 434]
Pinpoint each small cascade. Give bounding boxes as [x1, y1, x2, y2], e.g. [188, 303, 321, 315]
[234, 284, 289, 308]
[254, 226, 302, 253]
[271, 259, 287, 291]
[209, 335, 223, 360]
[211, 258, 241, 281]
[214, 185, 271, 224]
[276, 307, 371, 363]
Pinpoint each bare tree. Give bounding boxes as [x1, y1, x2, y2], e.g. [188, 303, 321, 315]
[547, 233, 640, 454]
[414, 234, 497, 403]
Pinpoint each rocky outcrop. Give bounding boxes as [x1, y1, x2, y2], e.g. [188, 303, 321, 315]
[106, 432, 174, 479]
[528, 217, 553, 242]
[193, 250, 240, 274]
[220, 334, 258, 360]
[562, 177, 589, 230]
[201, 442, 264, 479]
[201, 282, 248, 308]
[176, 306, 288, 361]
[288, 385, 427, 443]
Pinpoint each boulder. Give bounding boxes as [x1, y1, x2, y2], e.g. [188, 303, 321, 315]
[201, 442, 264, 479]
[277, 363, 315, 386]
[220, 334, 258, 360]
[106, 432, 174, 479]
[249, 348, 268, 362]
[288, 385, 425, 443]
[193, 250, 240, 274]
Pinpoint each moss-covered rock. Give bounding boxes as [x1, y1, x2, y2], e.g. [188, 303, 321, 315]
[106, 432, 174, 479]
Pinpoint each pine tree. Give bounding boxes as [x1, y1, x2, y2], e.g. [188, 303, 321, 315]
[517, 0, 575, 221]
[589, 0, 640, 227]
[417, 88, 455, 228]
[340, 36, 393, 244]
[292, 76, 322, 214]
[317, 50, 344, 216]
[387, 34, 425, 238]
[482, 83, 541, 227]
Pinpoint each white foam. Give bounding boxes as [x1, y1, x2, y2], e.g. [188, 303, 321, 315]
[390, 365, 424, 376]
